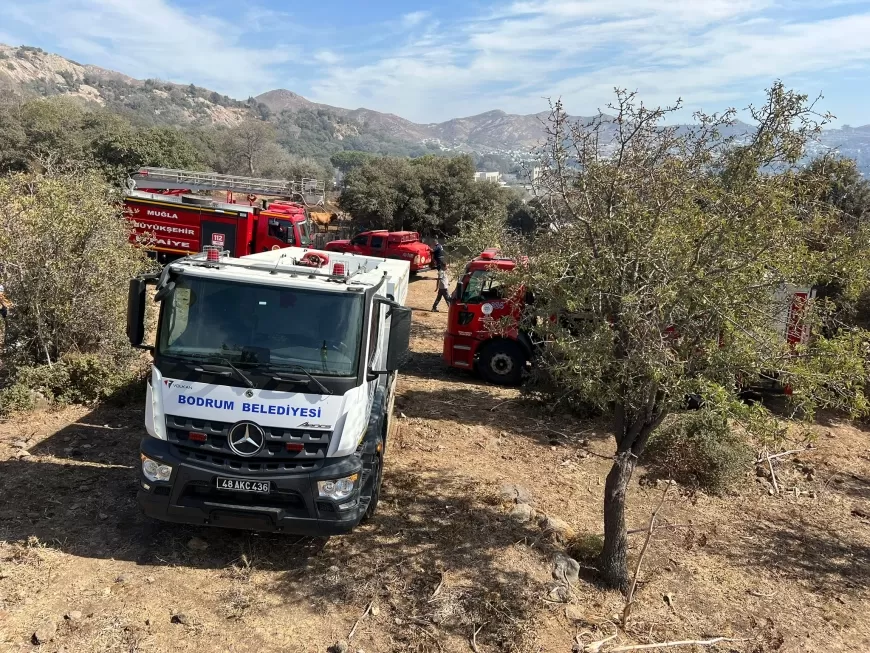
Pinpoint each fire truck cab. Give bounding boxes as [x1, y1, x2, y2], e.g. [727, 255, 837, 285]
[443, 249, 531, 385]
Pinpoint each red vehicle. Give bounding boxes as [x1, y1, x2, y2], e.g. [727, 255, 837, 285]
[125, 167, 316, 261]
[324, 230, 433, 272]
[445, 249, 818, 388]
[443, 249, 531, 385]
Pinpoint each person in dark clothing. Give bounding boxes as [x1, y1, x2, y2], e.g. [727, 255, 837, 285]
[432, 240, 445, 270]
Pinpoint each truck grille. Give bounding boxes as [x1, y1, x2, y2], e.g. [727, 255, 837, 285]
[165, 414, 331, 474]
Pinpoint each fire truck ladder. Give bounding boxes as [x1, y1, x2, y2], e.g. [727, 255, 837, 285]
[128, 167, 326, 206]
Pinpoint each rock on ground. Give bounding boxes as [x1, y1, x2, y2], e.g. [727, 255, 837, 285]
[552, 553, 580, 585]
[32, 620, 57, 645]
[540, 514, 575, 542]
[499, 483, 532, 504]
[510, 502, 535, 523]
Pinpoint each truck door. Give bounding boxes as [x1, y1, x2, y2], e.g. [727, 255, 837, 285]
[256, 216, 298, 252]
[201, 220, 237, 253]
[455, 270, 517, 336]
[369, 233, 386, 255]
[349, 233, 370, 255]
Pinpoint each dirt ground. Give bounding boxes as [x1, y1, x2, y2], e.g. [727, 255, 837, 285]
[1, 272, 868, 653]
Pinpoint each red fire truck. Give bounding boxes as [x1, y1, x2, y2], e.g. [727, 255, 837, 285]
[443, 249, 530, 385]
[444, 249, 817, 387]
[125, 167, 324, 262]
[324, 230, 434, 272]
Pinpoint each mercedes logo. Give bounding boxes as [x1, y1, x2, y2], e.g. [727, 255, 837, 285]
[245, 389, 254, 398]
[227, 421, 265, 457]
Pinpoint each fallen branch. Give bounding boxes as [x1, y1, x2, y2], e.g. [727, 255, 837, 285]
[622, 482, 671, 626]
[748, 589, 776, 598]
[625, 523, 690, 536]
[428, 571, 446, 602]
[347, 601, 372, 640]
[580, 634, 617, 652]
[594, 636, 746, 652]
[470, 623, 484, 653]
[755, 449, 805, 464]
[767, 455, 780, 495]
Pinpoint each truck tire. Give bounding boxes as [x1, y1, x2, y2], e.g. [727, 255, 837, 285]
[478, 340, 525, 386]
[360, 436, 384, 521]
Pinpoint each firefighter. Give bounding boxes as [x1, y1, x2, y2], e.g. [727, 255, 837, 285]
[432, 264, 451, 312]
[432, 239, 445, 270]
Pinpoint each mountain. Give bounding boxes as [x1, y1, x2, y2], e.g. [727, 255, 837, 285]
[2, 43, 869, 174]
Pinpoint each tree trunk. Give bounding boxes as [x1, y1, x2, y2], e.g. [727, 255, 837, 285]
[600, 450, 637, 592]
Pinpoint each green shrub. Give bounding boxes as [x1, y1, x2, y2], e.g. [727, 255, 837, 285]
[0, 383, 35, 417]
[0, 171, 153, 379]
[644, 410, 753, 494]
[15, 354, 141, 405]
[567, 533, 604, 563]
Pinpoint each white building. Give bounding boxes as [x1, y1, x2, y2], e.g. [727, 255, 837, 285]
[474, 171, 501, 183]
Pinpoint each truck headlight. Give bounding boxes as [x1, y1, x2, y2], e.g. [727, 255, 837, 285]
[317, 474, 358, 500]
[141, 455, 172, 482]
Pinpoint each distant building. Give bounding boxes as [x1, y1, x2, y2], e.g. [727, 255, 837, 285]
[474, 171, 501, 183]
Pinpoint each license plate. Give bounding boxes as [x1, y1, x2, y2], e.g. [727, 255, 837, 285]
[216, 478, 270, 494]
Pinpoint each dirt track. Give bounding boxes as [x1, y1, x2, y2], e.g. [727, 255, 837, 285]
[1, 272, 869, 653]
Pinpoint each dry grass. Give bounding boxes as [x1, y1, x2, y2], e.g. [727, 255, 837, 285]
[0, 272, 868, 652]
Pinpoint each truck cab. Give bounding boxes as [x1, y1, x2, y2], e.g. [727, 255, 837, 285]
[127, 247, 411, 535]
[254, 201, 312, 253]
[325, 230, 433, 272]
[443, 249, 531, 385]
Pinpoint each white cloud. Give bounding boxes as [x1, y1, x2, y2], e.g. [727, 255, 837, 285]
[402, 11, 431, 28]
[309, 0, 870, 123]
[314, 50, 341, 65]
[0, 0, 297, 98]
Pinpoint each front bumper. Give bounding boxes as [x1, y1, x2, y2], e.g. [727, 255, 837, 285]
[138, 438, 365, 535]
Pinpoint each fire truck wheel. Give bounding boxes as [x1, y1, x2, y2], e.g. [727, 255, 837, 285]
[361, 437, 384, 521]
[478, 340, 525, 386]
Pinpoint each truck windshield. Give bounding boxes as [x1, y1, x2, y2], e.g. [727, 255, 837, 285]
[299, 218, 312, 247]
[267, 218, 296, 245]
[461, 270, 505, 304]
[157, 275, 364, 377]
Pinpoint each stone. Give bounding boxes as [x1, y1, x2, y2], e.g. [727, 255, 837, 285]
[509, 503, 535, 523]
[541, 515, 575, 543]
[552, 553, 580, 585]
[370, 604, 380, 616]
[499, 483, 532, 504]
[331, 640, 349, 653]
[565, 605, 586, 622]
[171, 613, 189, 625]
[186, 537, 209, 551]
[12, 440, 28, 449]
[15, 450, 31, 459]
[32, 620, 57, 645]
[64, 611, 83, 622]
[547, 585, 570, 603]
[115, 572, 133, 584]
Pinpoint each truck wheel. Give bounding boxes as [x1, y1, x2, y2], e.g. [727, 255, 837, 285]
[360, 437, 384, 521]
[478, 340, 525, 386]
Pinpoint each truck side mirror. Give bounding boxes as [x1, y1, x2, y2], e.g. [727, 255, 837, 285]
[385, 305, 412, 371]
[127, 277, 156, 351]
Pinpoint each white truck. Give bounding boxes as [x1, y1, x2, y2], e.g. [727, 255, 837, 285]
[126, 246, 411, 534]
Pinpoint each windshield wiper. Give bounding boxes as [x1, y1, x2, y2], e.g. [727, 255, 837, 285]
[268, 364, 333, 395]
[206, 356, 255, 388]
[168, 352, 255, 388]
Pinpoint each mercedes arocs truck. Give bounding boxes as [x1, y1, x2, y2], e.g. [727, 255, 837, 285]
[126, 246, 411, 534]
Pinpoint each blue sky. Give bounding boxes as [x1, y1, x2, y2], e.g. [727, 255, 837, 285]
[2, 0, 870, 125]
